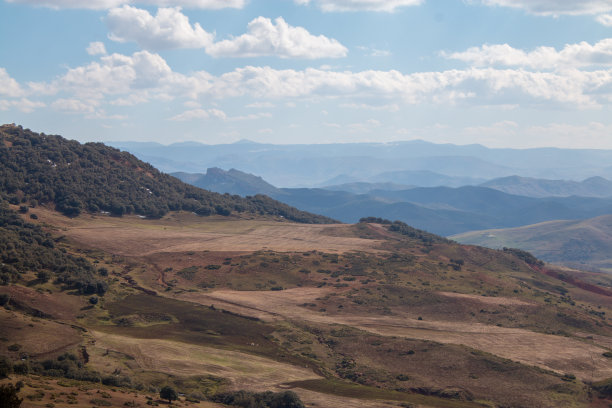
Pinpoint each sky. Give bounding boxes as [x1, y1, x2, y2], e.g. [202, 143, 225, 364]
[3, 0, 612, 148]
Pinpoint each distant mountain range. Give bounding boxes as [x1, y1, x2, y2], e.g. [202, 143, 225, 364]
[173, 168, 612, 236]
[112, 139, 612, 188]
[452, 215, 612, 272]
[481, 175, 612, 198]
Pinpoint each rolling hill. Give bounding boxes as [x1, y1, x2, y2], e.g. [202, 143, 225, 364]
[452, 214, 612, 272]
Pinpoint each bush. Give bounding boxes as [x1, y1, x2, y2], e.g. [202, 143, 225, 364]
[212, 390, 305, 408]
[0, 383, 23, 408]
[159, 386, 178, 403]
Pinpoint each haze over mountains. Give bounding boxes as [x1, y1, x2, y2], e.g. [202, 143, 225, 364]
[172, 167, 612, 236]
[111, 139, 612, 188]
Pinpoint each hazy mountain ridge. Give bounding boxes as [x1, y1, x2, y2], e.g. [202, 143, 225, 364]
[481, 175, 612, 198]
[173, 168, 612, 236]
[111, 139, 612, 187]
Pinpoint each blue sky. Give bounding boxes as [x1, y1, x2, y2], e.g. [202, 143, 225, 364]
[2, 0, 612, 148]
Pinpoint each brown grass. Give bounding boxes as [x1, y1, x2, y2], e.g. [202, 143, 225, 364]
[181, 288, 612, 381]
[90, 331, 320, 391]
[29, 208, 383, 256]
[1, 376, 223, 408]
[0, 309, 82, 359]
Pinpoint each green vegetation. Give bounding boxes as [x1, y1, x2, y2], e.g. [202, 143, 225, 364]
[211, 390, 304, 408]
[0, 124, 335, 223]
[0, 383, 22, 408]
[0, 202, 105, 292]
[159, 386, 178, 404]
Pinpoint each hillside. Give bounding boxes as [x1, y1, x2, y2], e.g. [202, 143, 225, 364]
[481, 175, 612, 198]
[2, 205, 612, 407]
[0, 124, 334, 224]
[452, 214, 612, 271]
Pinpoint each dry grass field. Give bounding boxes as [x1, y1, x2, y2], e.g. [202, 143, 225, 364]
[3, 207, 612, 407]
[30, 208, 383, 255]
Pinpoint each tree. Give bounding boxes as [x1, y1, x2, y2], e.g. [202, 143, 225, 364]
[159, 386, 178, 404]
[0, 383, 22, 408]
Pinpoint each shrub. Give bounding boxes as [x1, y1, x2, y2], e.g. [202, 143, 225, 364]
[159, 386, 178, 403]
[0, 383, 23, 408]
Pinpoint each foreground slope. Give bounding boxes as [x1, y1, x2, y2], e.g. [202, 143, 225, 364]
[3, 206, 612, 407]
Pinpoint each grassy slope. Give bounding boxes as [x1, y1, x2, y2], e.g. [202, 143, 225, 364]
[451, 214, 612, 271]
[2, 208, 612, 407]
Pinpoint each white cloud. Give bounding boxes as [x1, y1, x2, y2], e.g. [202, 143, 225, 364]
[443, 39, 612, 69]
[474, 0, 612, 16]
[5, 0, 244, 9]
[206, 17, 347, 59]
[295, 0, 423, 12]
[106, 6, 213, 50]
[0, 68, 24, 97]
[246, 102, 276, 108]
[597, 13, 612, 25]
[87, 42, 107, 56]
[17, 49, 612, 121]
[169, 108, 270, 121]
[340, 102, 400, 111]
[0, 98, 45, 113]
[51, 98, 98, 113]
[169, 108, 214, 121]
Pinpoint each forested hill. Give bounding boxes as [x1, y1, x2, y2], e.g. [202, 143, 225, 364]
[0, 124, 335, 224]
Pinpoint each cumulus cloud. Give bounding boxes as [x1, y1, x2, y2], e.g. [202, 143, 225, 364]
[11, 49, 612, 119]
[87, 42, 107, 56]
[106, 6, 213, 50]
[474, 0, 612, 16]
[443, 39, 612, 69]
[294, 0, 423, 12]
[0, 68, 24, 97]
[597, 14, 612, 25]
[5, 0, 244, 9]
[206, 17, 347, 59]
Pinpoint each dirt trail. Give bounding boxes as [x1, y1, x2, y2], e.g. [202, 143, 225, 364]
[180, 288, 612, 381]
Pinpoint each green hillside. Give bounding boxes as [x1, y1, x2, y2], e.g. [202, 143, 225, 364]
[0, 124, 334, 224]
